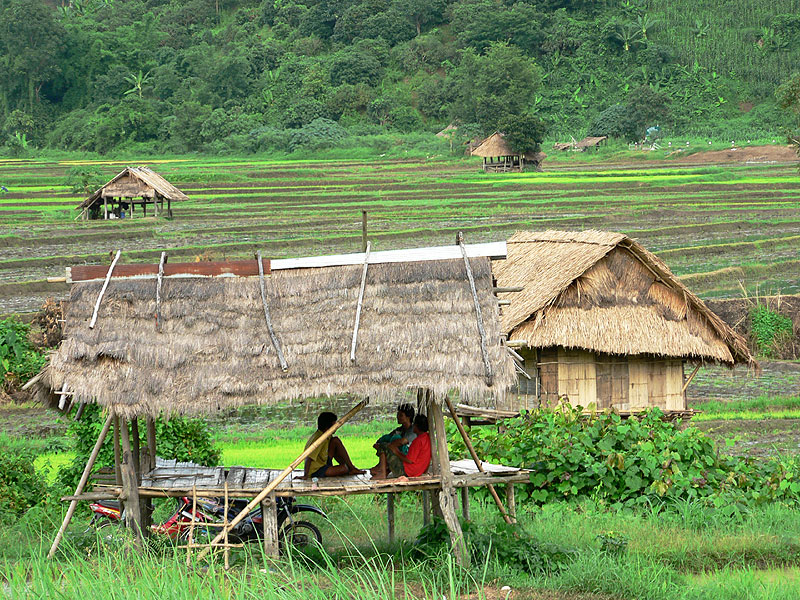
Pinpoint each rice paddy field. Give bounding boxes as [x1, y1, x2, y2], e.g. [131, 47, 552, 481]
[1, 148, 799, 315]
[3, 148, 800, 599]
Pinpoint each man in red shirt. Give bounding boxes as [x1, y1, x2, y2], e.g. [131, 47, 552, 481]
[371, 414, 431, 479]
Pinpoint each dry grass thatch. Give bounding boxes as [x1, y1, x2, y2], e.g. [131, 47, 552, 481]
[471, 133, 515, 158]
[79, 167, 189, 210]
[34, 258, 514, 418]
[493, 230, 753, 365]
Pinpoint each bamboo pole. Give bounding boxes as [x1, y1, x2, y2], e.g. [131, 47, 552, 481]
[444, 397, 513, 525]
[350, 241, 371, 362]
[197, 399, 368, 560]
[156, 252, 167, 332]
[89, 249, 121, 329]
[457, 232, 492, 386]
[256, 250, 288, 371]
[681, 364, 701, 395]
[361, 210, 368, 252]
[119, 417, 143, 544]
[48, 412, 114, 558]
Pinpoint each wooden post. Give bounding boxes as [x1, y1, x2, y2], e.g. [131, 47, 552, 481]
[257, 250, 288, 371]
[429, 398, 469, 567]
[361, 210, 368, 252]
[89, 249, 121, 329]
[142, 416, 157, 532]
[113, 415, 122, 487]
[131, 418, 141, 482]
[119, 417, 143, 544]
[156, 252, 167, 332]
[260, 494, 279, 558]
[506, 484, 517, 524]
[444, 397, 513, 525]
[142, 200, 146, 218]
[457, 232, 492, 387]
[197, 399, 368, 561]
[223, 482, 230, 570]
[47, 412, 114, 559]
[103, 196, 108, 219]
[422, 491, 431, 526]
[460, 488, 470, 521]
[387, 493, 395, 545]
[154, 195, 158, 217]
[168, 197, 172, 218]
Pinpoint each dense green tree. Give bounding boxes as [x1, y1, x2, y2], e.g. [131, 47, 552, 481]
[448, 43, 542, 132]
[499, 112, 546, 153]
[0, 0, 64, 115]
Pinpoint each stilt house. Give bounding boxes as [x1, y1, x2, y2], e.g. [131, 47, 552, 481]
[493, 231, 754, 413]
[77, 167, 187, 220]
[471, 132, 546, 172]
[30, 241, 524, 566]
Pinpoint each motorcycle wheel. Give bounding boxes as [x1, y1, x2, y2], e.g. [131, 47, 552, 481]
[84, 515, 119, 533]
[279, 520, 322, 553]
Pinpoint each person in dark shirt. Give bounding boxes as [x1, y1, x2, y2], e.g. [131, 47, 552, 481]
[369, 404, 416, 477]
[371, 414, 431, 480]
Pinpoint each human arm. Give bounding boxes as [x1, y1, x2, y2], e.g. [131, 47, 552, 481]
[302, 457, 312, 479]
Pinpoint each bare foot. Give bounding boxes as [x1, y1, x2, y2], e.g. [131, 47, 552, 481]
[349, 467, 367, 475]
[371, 468, 387, 479]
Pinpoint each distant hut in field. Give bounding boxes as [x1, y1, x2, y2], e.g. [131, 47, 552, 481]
[493, 230, 754, 414]
[471, 132, 545, 172]
[77, 167, 187, 220]
[553, 136, 607, 152]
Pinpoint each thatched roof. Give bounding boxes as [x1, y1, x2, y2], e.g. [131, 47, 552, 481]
[471, 133, 515, 158]
[33, 258, 514, 418]
[492, 231, 753, 365]
[78, 167, 189, 210]
[576, 136, 607, 149]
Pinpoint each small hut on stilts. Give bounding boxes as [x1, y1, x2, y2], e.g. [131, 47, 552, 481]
[471, 132, 546, 173]
[30, 238, 525, 566]
[77, 167, 187, 221]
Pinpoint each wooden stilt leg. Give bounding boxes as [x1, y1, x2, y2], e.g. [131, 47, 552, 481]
[387, 493, 395, 545]
[506, 484, 517, 524]
[260, 494, 279, 558]
[429, 398, 469, 567]
[48, 413, 114, 559]
[460, 487, 470, 521]
[119, 417, 143, 544]
[143, 416, 156, 532]
[422, 491, 431, 526]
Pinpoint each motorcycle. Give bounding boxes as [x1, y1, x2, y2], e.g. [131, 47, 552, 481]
[88, 495, 327, 552]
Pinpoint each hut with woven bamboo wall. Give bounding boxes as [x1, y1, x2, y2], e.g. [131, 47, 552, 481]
[492, 231, 754, 414]
[471, 132, 546, 172]
[78, 167, 187, 220]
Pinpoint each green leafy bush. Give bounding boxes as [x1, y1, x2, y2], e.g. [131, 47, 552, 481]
[448, 406, 800, 510]
[750, 304, 793, 358]
[57, 404, 221, 489]
[0, 318, 46, 389]
[0, 447, 47, 521]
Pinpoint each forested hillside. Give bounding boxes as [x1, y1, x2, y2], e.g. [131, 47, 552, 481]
[1, 0, 799, 155]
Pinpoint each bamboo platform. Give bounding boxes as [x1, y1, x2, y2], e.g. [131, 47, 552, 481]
[76, 458, 529, 501]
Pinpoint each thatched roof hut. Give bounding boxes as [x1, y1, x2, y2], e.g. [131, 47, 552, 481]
[32, 254, 514, 418]
[471, 133, 545, 172]
[78, 167, 188, 220]
[492, 231, 753, 412]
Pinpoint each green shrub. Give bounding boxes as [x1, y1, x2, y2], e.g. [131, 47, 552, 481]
[0, 447, 47, 521]
[0, 318, 46, 389]
[750, 304, 793, 357]
[57, 404, 221, 489]
[448, 405, 800, 510]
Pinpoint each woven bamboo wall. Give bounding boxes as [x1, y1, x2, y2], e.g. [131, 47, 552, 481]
[513, 348, 686, 412]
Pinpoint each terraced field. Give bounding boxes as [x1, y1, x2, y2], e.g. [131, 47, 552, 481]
[1, 154, 799, 314]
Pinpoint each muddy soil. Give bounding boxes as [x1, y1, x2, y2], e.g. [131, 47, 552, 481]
[677, 144, 799, 164]
[696, 419, 800, 458]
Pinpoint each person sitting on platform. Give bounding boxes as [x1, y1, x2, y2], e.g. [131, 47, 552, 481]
[303, 411, 366, 479]
[369, 403, 416, 476]
[371, 414, 431, 480]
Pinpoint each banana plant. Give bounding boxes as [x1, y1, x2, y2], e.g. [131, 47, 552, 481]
[124, 70, 151, 98]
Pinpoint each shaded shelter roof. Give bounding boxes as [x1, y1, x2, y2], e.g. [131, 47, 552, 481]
[33, 256, 514, 418]
[492, 230, 753, 365]
[78, 167, 189, 210]
[471, 133, 545, 160]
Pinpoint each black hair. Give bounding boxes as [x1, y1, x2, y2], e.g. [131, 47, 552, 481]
[397, 404, 415, 421]
[317, 412, 337, 431]
[413, 414, 429, 433]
